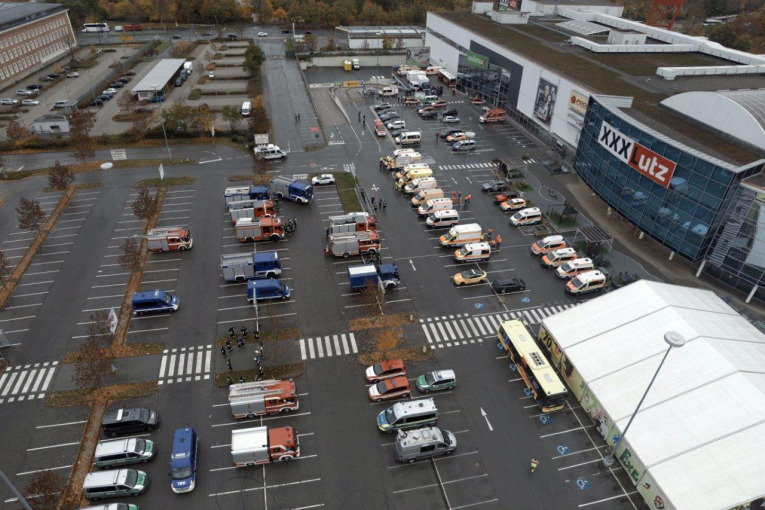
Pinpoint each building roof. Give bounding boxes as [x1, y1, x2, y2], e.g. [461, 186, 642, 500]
[32, 114, 67, 123]
[0, 2, 66, 33]
[556, 20, 609, 36]
[530, 0, 615, 5]
[130, 59, 186, 94]
[432, 11, 765, 164]
[336, 25, 426, 37]
[541, 280, 765, 510]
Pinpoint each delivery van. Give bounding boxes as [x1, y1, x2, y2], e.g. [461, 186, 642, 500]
[541, 247, 577, 268]
[556, 258, 594, 279]
[377, 398, 438, 432]
[530, 235, 567, 255]
[395, 131, 422, 146]
[439, 223, 482, 247]
[241, 101, 251, 117]
[247, 279, 291, 302]
[566, 270, 608, 295]
[425, 209, 459, 228]
[395, 163, 430, 181]
[454, 242, 492, 263]
[131, 290, 178, 316]
[378, 86, 399, 97]
[411, 188, 444, 207]
[510, 207, 542, 226]
[398, 168, 433, 188]
[417, 197, 453, 216]
[404, 176, 437, 195]
[394, 427, 456, 463]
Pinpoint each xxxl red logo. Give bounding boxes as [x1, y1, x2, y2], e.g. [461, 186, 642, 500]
[598, 121, 676, 188]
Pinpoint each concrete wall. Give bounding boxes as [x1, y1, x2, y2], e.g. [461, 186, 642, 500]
[300, 54, 405, 69]
[348, 37, 425, 50]
[424, 32, 461, 75]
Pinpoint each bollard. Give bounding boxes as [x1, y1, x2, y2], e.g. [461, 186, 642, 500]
[409, 313, 414, 322]
[422, 345, 427, 354]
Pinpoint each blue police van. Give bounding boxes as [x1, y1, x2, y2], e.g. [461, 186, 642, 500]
[247, 279, 291, 302]
[170, 427, 198, 493]
[131, 290, 179, 316]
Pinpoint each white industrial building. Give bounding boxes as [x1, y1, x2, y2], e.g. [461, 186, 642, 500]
[29, 114, 69, 135]
[335, 26, 426, 49]
[130, 58, 185, 100]
[538, 280, 765, 510]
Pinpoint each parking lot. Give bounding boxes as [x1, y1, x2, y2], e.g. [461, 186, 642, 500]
[0, 56, 654, 508]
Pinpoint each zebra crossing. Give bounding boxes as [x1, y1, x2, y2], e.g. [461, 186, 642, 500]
[421, 303, 578, 347]
[438, 159, 536, 171]
[299, 333, 358, 360]
[158, 345, 213, 385]
[0, 362, 57, 403]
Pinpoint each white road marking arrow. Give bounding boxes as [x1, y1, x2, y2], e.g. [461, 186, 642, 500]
[409, 259, 416, 272]
[480, 408, 493, 431]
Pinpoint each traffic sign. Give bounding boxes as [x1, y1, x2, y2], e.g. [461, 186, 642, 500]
[158, 164, 164, 181]
[110, 149, 127, 160]
[107, 307, 118, 335]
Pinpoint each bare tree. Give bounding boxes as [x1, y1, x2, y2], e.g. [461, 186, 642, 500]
[72, 310, 116, 392]
[0, 250, 11, 291]
[6, 118, 32, 148]
[16, 197, 46, 235]
[131, 187, 158, 221]
[395, 36, 404, 50]
[69, 110, 97, 166]
[0, 151, 8, 178]
[252, 153, 270, 185]
[117, 90, 136, 115]
[304, 33, 317, 52]
[117, 237, 142, 272]
[22, 469, 63, 510]
[47, 160, 75, 190]
[221, 105, 242, 132]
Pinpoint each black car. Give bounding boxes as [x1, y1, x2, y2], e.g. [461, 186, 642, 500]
[47, 73, 61, 79]
[226, 33, 238, 39]
[281, 29, 291, 34]
[62, 66, 71, 72]
[491, 277, 526, 294]
[442, 108, 458, 117]
[27, 84, 41, 90]
[373, 103, 392, 111]
[110, 82, 124, 88]
[172, 34, 181, 39]
[379, 112, 399, 121]
[482, 180, 507, 192]
[41, 76, 55, 82]
[440, 128, 463, 139]
[421, 110, 438, 119]
[97, 94, 112, 101]
[102, 407, 159, 437]
[90, 99, 104, 107]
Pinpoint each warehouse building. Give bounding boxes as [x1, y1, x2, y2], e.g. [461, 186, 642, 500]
[335, 26, 426, 49]
[130, 59, 186, 100]
[0, 2, 76, 88]
[538, 280, 765, 510]
[426, 4, 765, 303]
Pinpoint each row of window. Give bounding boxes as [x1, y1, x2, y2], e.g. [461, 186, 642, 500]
[0, 42, 64, 80]
[0, 28, 67, 65]
[1, 16, 67, 49]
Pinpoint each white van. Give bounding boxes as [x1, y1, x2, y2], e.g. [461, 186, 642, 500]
[439, 223, 482, 247]
[395, 131, 422, 146]
[253, 144, 287, 160]
[422, 95, 439, 103]
[395, 163, 430, 181]
[454, 242, 491, 263]
[452, 139, 476, 152]
[379, 86, 399, 97]
[541, 247, 577, 268]
[241, 101, 251, 117]
[556, 258, 594, 279]
[425, 66, 442, 75]
[352, 58, 360, 70]
[566, 270, 608, 295]
[510, 207, 542, 226]
[426, 209, 459, 228]
[530, 235, 567, 255]
[398, 168, 433, 188]
[411, 188, 444, 207]
[404, 177, 437, 195]
[418, 198, 453, 216]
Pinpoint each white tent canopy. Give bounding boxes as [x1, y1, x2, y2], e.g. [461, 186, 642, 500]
[542, 281, 765, 510]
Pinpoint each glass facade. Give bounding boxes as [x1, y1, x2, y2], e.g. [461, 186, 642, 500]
[457, 54, 512, 110]
[575, 99, 750, 263]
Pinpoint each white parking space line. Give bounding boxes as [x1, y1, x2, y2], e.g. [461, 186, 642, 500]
[17, 464, 72, 476]
[27, 441, 80, 452]
[36, 420, 87, 429]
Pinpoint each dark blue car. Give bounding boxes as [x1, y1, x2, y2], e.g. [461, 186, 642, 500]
[170, 427, 198, 493]
[148, 95, 165, 103]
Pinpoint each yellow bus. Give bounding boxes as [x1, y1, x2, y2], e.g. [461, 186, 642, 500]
[497, 319, 568, 412]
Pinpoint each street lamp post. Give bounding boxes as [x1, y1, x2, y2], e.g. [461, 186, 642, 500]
[602, 331, 686, 468]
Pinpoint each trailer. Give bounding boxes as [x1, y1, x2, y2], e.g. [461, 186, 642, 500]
[228, 379, 299, 418]
[347, 263, 400, 292]
[220, 251, 282, 282]
[229, 200, 276, 224]
[235, 217, 285, 242]
[325, 231, 380, 258]
[269, 176, 313, 204]
[146, 227, 193, 252]
[231, 426, 300, 467]
[328, 212, 377, 236]
[224, 186, 251, 207]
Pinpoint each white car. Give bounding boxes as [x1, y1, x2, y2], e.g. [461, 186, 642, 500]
[208, 71, 214, 78]
[1, 98, 19, 105]
[258, 32, 268, 37]
[66, 72, 79, 78]
[386, 120, 406, 130]
[21, 99, 40, 106]
[311, 174, 335, 186]
[103, 88, 117, 95]
[16, 89, 33, 96]
[442, 115, 460, 124]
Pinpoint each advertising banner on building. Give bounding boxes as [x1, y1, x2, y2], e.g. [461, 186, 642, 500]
[568, 90, 588, 116]
[498, 0, 509, 10]
[598, 121, 677, 188]
[406, 47, 430, 67]
[466, 50, 489, 69]
[533, 78, 558, 126]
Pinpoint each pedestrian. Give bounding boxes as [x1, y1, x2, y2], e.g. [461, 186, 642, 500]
[371, 196, 375, 205]
[382, 200, 387, 210]
[436, 131, 439, 142]
[254, 330, 260, 341]
[220, 346, 227, 358]
[294, 113, 297, 121]
[225, 339, 232, 351]
[530, 458, 539, 473]
[228, 327, 235, 339]
[495, 234, 502, 250]
[226, 376, 233, 386]
[373, 203, 378, 212]
[363, 114, 366, 124]
[238, 375, 245, 384]
[237, 337, 244, 349]
[298, 113, 301, 120]
[241, 326, 247, 337]
[258, 339, 264, 351]
[451, 191, 456, 202]
[452, 87, 456, 96]
[227, 359, 232, 371]
[458, 191, 462, 203]
[358, 109, 361, 121]
[465, 194, 471, 205]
